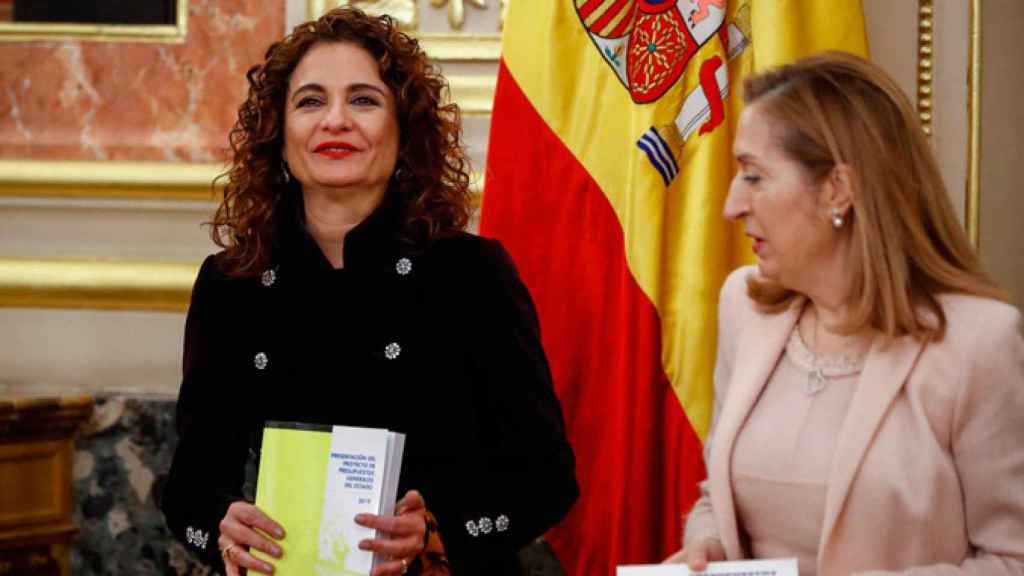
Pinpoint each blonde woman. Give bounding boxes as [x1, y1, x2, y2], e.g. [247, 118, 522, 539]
[668, 52, 1024, 575]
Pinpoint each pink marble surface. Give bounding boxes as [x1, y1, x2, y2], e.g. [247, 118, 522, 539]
[0, 0, 284, 162]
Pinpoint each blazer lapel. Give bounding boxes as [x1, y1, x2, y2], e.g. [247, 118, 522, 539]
[818, 333, 927, 562]
[709, 300, 801, 558]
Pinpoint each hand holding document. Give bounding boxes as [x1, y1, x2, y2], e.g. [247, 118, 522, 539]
[253, 422, 405, 575]
[618, 558, 798, 576]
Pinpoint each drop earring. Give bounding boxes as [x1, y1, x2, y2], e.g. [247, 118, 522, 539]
[831, 207, 845, 228]
[281, 160, 291, 184]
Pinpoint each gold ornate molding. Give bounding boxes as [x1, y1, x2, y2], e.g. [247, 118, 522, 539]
[966, 0, 982, 248]
[410, 33, 501, 61]
[917, 1, 934, 136]
[0, 160, 224, 201]
[0, 1, 188, 43]
[448, 74, 496, 116]
[308, 0, 502, 61]
[429, 0, 488, 31]
[0, 258, 199, 312]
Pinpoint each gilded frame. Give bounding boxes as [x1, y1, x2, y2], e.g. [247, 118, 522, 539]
[0, 258, 198, 312]
[918, 0, 982, 246]
[0, 160, 224, 201]
[0, 0, 188, 44]
[966, 0, 982, 247]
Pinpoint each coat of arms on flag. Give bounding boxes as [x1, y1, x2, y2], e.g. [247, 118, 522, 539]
[576, 0, 750, 186]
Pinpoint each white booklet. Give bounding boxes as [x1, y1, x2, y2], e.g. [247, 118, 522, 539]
[254, 422, 406, 575]
[617, 558, 798, 576]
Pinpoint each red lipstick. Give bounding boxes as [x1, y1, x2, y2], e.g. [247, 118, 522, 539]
[314, 141, 358, 158]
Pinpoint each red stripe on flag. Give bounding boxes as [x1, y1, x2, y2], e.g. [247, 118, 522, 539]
[577, 0, 604, 21]
[481, 61, 706, 575]
[608, 4, 637, 39]
[589, 0, 631, 36]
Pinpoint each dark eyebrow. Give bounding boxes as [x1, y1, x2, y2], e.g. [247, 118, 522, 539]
[347, 82, 388, 97]
[290, 83, 325, 102]
[290, 82, 388, 102]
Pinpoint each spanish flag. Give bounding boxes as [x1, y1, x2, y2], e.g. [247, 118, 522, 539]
[480, 1, 867, 574]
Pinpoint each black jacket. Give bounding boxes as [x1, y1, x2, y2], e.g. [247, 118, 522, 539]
[161, 197, 579, 575]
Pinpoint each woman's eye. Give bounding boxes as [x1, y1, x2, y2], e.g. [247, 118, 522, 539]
[742, 173, 761, 184]
[351, 95, 379, 106]
[296, 97, 322, 108]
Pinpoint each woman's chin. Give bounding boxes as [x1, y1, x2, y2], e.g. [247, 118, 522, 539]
[755, 260, 778, 282]
[300, 176, 382, 195]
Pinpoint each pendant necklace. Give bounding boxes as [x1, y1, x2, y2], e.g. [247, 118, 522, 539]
[799, 307, 868, 395]
[805, 310, 828, 395]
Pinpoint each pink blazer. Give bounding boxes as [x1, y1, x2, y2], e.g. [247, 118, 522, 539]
[685, 266, 1024, 575]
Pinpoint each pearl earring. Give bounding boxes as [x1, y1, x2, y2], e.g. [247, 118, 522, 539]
[831, 207, 845, 228]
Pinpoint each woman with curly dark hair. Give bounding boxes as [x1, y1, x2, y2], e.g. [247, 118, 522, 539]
[161, 8, 578, 576]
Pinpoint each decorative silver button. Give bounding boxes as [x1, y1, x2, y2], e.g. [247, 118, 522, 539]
[254, 352, 268, 370]
[395, 257, 412, 276]
[465, 520, 479, 537]
[495, 514, 509, 532]
[261, 268, 277, 287]
[185, 526, 209, 549]
[478, 516, 493, 534]
[384, 342, 401, 360]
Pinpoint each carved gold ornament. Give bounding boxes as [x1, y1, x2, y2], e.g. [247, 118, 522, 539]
[429, 0, 488, 31]
[347, 0, 418, 29]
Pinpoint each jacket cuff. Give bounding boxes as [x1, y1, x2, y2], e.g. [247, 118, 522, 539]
[175, 493, 238, 565]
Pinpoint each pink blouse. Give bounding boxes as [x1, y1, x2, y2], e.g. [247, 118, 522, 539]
[731, 327, 865, 576]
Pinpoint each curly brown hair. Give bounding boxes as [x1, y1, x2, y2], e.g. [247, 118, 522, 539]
[210, 7, 473, 277]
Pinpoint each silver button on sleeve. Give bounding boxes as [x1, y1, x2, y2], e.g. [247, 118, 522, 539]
[496, 514, 510, 532]
[260, 268, 277, 287]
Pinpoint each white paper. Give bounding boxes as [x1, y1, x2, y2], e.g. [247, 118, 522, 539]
[319, 425, 405, 575]
[617, 558, 798, 576]
[371, 432, 406, 571]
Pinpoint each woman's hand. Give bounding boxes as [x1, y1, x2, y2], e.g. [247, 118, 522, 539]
[663, 537, 726, 571]
[356, 490, 428, 576]
[218, 500, 286, 576]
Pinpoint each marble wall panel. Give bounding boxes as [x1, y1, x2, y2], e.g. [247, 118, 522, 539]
[0, 0, 284, 162]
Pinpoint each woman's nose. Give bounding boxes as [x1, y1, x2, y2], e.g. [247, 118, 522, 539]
[723, 178, 749, 221]
[321, 102, 350, 132]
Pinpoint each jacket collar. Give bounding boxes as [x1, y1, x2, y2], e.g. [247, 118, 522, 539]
[273, 191, 405, 275]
